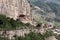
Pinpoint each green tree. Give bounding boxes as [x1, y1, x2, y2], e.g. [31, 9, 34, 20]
[56, 35, 60, 40]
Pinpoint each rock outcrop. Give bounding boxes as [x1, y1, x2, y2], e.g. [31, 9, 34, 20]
[0, 0, 33, 24]
[45, 36, 57, 40]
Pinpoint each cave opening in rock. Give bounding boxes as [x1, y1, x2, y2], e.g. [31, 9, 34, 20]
[19, 14, 25, 17]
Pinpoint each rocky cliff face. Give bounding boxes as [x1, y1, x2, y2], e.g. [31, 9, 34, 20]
[0, 0, 33, 24]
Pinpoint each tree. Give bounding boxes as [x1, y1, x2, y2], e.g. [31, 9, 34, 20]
[0, 37, 9, 40]
[56, 35, 60, 40]
[43, 31, 55, 38]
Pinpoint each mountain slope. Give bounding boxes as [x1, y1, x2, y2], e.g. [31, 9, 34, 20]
[28, 0, 60, 23]
[45, 0, 60, 4]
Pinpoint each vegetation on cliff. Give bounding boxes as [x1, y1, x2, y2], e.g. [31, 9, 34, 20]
[0, 15, 31, 30]
[14, 31, 55, 40]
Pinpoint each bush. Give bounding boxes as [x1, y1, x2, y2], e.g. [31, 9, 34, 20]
[0, 15, 26, 30]
[14, 32, 45, 40]
[56, 35, 60, 40]
[0, 37, 9, 40]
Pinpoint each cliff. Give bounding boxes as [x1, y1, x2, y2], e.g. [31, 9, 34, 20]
[0, 0, 33, 24]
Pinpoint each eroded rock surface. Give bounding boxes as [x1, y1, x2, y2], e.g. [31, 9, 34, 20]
[0, 0, 33, 24]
